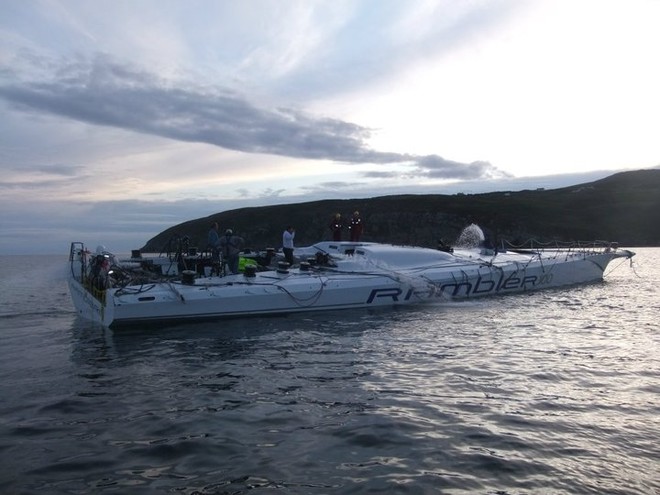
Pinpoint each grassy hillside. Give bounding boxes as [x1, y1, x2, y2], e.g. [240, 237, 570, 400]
[141, 169, 660, 252]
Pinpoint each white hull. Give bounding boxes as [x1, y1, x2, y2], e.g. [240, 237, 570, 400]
[68, 241, 634, 328]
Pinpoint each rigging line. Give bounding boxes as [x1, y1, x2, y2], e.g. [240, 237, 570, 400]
[604, 256, 640, 278]
[339, 262, 438, 292]
[275, 283, 326, 307]
[321, 261, 438, 297]
[629, 257, 642, 279]
[115, 284, 156, 296]
[166, 282, 186, 302]
[201, 276, 328, 306]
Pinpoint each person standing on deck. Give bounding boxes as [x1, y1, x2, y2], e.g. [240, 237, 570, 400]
[207, 222, 221, 261]
[282, 226, 295, 266]
[329, 213, 343, 241]
[218, 229, 244, 274]
[349, 211, 364, 242]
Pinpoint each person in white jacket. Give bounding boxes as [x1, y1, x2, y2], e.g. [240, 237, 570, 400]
[282, 226, 295, 266]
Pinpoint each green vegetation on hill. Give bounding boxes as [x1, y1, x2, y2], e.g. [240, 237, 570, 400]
[141, 169, 660, 252]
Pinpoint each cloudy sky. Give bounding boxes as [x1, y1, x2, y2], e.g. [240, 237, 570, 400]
[1, 0, 659, 254]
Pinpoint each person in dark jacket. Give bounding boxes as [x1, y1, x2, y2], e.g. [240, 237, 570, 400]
[329, 213, 343, 241]
[207, 222, 221, 261]
[218, 229, 244, 274]
[349, 211, 363, 242]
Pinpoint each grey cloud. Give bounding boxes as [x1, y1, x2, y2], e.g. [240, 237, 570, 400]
[294, 182, 358, 197]
[0, 178, 73, 190]
[312, 181, 355, 190]
[0, 56, 505, 181]
[16, 163, 84, 176]
[362, 171, 400, 179]
[235, 187, 287, 199]
[414, 155, 512, 180]
[258, 188, 286, 198]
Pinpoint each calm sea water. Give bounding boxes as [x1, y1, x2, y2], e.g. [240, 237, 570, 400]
[0, 249, 658, 494]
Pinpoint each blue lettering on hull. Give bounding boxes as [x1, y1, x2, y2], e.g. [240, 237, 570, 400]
[364, 271, 554, 304]
[366, 287, 403, 303]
